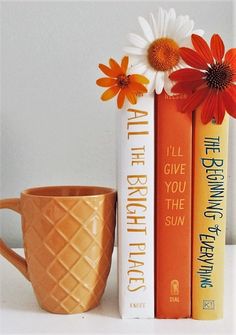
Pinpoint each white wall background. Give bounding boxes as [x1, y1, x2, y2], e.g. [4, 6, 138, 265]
[1, 0, 235, 246]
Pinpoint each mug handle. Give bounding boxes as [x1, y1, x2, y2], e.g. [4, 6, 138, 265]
[0, 198, 29, 280]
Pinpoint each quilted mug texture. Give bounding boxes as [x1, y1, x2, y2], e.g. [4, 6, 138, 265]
[0, 186, 116, 314]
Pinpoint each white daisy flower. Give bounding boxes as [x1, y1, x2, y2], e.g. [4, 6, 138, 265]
[124, 8, 204, 95]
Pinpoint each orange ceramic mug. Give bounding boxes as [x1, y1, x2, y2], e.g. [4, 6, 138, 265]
[0, 186, 116, 314]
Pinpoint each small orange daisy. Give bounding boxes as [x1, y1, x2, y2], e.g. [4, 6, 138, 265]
[170, 34, 236, 124]
[96, 56, 149, 109]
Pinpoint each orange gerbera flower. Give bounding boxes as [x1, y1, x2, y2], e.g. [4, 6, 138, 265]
[169, 34, 236, 124]
[96, 56, 149, 109]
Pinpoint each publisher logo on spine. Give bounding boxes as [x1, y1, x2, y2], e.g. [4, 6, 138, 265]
[203, 300, 215, 310]
[170, 279, 179, 302]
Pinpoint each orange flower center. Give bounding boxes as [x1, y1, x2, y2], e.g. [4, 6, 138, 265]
[147, 38, 180, 71]
[117, 74, 130, 88]
[206, 63, 233, 90]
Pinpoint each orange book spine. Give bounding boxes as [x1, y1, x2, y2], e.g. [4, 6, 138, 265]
[155, 92, 192, 318]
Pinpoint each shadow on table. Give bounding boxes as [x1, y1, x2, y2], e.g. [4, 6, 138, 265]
[1, 270, 119, 317]
[87, 296, 119, 319]
[1, 279, 43, 314]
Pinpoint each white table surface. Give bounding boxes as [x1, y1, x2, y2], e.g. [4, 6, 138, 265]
[0, 246, 235, 335]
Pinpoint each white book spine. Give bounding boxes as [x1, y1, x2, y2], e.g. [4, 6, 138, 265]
[117, 94, 154, 318]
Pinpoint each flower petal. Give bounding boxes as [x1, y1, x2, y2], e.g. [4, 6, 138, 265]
[128, 62, 147, 74]
[96, 77, 117, 87]
[174, 18, 194, 42]
[121, 56, 129, 73]
[171, 79, 205, 94]
[173, 62, 185, 71]
[214, 92, 225, 124]
[180, 47, 208, 69]
[222, 88, 236, 118]
[201, 91, 217, 124]
[138, 16, 154, 42]
[225, 48, 236, 69]
[164, 72, 174, 95]
[149, 13, 158, 39]
[227, 85, 236, 101]
[182, 87, 209, 113]
[210, 34, 225, 63]
[179, 35, 193, 48]
[99, 63, 116, 78]
[117, 89, 126, 109]
[124, 46, 146, 56]
[101, 86, 120, 101]
[168, 8, 176, 21]
[162, 8, 170, 36]
[192, 29, 204, 36]
[155, 7, 165, 38]
[180, 30, 204, 49]
[109, 58, 123, 76]
[166, 8, 176, 37]
[129, 82, 148, 93]
[125, 90, 137, 105]
[128, 55, 141, 66]
[145, 69, 156, 92]
[128, 33, 148, 49]
[155, 71, 165, 94]
[191, 34, 214, 64]
[130, 74, 149, 84]
[225, 48, 236, 63]
[169, 68, 205, 81]
[171, 14, 184, 39]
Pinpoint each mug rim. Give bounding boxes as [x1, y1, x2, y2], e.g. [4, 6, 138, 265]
[21, 185, 116, 198]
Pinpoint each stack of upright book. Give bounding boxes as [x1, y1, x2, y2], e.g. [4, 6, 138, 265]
[95, 7, 234, 321]
[117, 92, 229, 320]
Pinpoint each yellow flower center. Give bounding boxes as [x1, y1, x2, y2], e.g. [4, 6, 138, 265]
[147, 38, 180, 71]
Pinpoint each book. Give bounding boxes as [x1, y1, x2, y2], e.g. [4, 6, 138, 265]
[117, 93, 155, 318]
[192, 110, 229, 320]
[155, 92, 192, 318]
